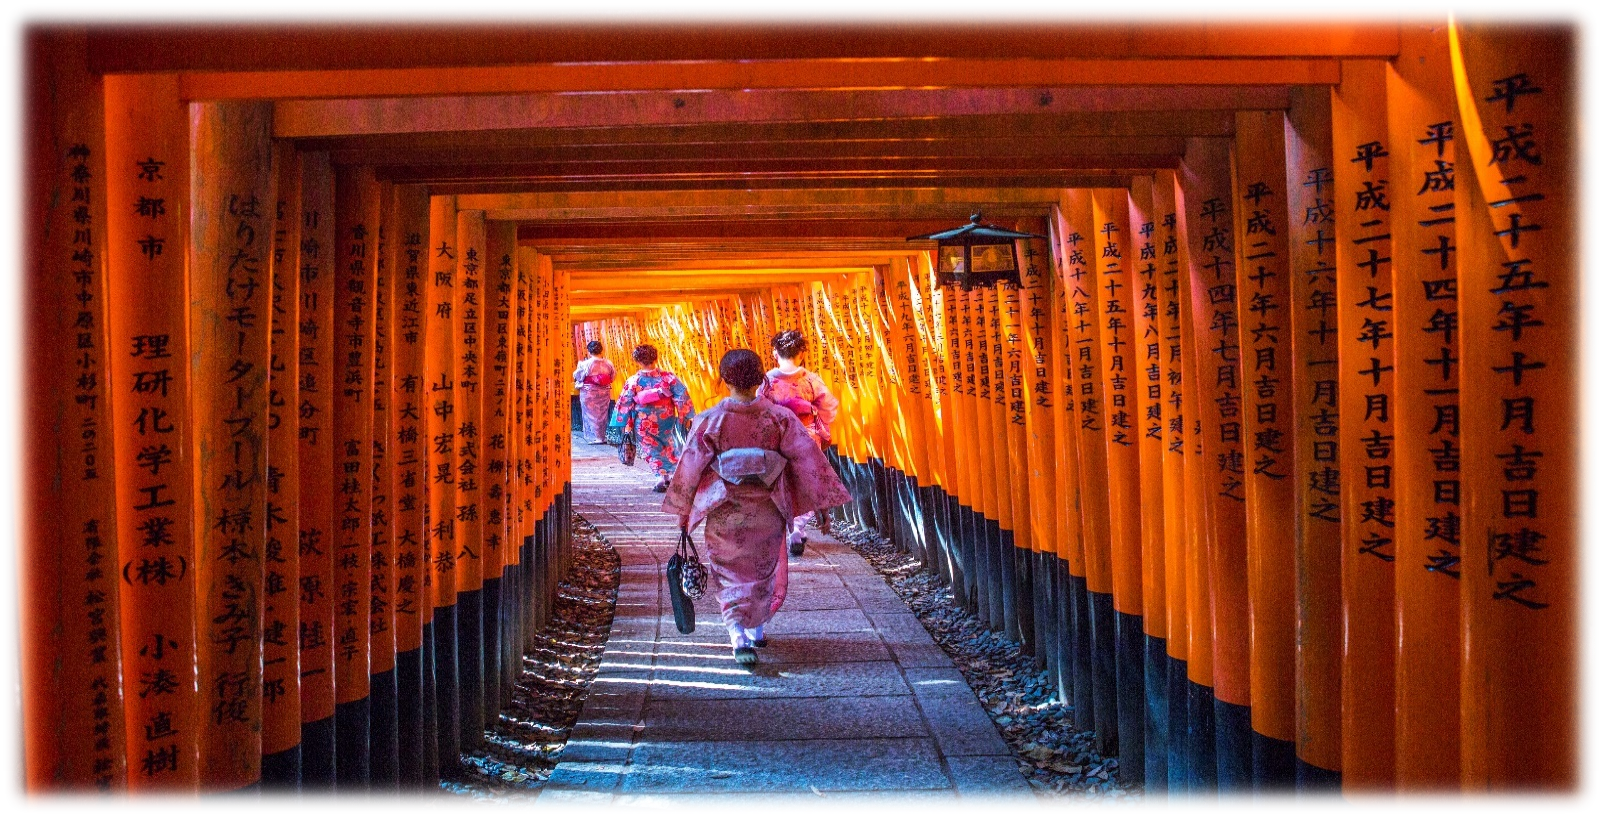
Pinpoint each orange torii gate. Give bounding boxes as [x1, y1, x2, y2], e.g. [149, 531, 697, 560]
[20, 21, 1577, 798]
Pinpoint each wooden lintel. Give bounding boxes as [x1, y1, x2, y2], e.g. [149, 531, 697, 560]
[180, 58, 1339, 103]
[85, 23, 1399, 74]
[278, 87, 1283, 139]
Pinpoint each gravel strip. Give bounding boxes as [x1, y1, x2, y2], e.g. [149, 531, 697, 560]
[443, 513, 621, 799]
[831, 521, 1137, 800]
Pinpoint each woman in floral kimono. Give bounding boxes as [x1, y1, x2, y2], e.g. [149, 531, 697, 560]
[571, 340, 616, 444]
[757, 330, 841, 556]
[615, 343, 696, 492]
[663, 348, 852, 666]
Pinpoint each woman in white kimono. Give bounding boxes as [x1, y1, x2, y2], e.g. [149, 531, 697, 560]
[571, 340, 616, 444]
[756, 330, 841, 556]
[663, 348, 851, 666]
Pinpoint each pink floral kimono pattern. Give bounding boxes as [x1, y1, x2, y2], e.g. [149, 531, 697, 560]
[571, 357, 616, 443]
[756, 367, 841, 543]
[616, 368, 695, 479]
[662, 396, 853, 631]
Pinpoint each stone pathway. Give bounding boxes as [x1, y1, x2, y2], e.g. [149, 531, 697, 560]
[541, 439, 1031, 803]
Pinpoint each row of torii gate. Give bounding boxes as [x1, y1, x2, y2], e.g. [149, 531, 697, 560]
[19, 21, 1575, 796]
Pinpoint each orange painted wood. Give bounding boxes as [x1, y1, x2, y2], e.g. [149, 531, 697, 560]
[1231, 110, 1297, 745]
[1450, 21, 1575, 791]
[189, 100, 275, 789]
[332, 165, 377, 705]
[5, 480, 24, 807]
[370, 178, 397, 676]
[295, 151, 337, 732]
[1152, 170, 1190, 664]
[390, 185, 431, 649]
[914, 256, 958, 500]
[104, 72, 199, 791]
[1016, 222, 1059, 558]
[1061, 189, 1113, 598]
[426, 195, 459, 612]
[944, 286, 975, 517]
[262, 141, 303, 761]
[1331, 59, 1398, 790]
[973, 285, 1004, 528]
[21, 29, 128, 791]
[1179, 137, 1250, 708]
[485, 220, 519, 580]
[1125, 179, 1167, 639]
[1283, 83, 1344, 777]
[1047, 206, 1088, 579]
[1091, 188, 1142, 617]
[1385, 23, 1463, 790]
[998, 280, 1034, 559]
[454, 210, 487, 594]
[1173, 154, 1214, 691]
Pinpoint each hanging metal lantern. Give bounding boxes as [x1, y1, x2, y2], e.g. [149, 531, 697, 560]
[909, 212, 1045, 290]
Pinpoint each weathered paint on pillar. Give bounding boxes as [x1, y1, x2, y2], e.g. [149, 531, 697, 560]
[190, 99, 275, 790]
[1449, 21, 1575, 791]
[1331, 59, 1398, 791]
[1386, 23, 1463, 791]
[1283, 83, 1344, 784]
[332, 164, 377, 783]
[104, 71, 198, 792]
[261, 141, 302, 775]
[294, 150, 337, 784]
[1125, 181, 1167, 643]
[22, 29, 128, 791]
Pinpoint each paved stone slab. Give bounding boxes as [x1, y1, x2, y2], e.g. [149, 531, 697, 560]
[551, 439, 1029, 799]
[620, 738, 951, 793]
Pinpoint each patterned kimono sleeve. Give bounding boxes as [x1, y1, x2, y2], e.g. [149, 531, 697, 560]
[571, 359, 588, 387]
[806, 372, 841, 439]
[662, 414, 715, 517]
[616, 376, 639, 434]
[777, 410, 852, 515]
[669, 376, 696, 422]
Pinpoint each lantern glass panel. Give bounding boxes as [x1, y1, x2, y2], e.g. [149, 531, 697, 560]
[969, 242, 1015, 274]
[937, 244, 966, 274]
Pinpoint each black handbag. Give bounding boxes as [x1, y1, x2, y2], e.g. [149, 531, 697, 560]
[617, 431, 636, 467]
[666, 529, 707, 634]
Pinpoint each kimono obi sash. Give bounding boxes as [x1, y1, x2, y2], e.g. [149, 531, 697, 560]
[582, 368, 612, 387]
[635, 387, 665, 405]
[713, 447, 786, 487]
[778, 396, 815, 419]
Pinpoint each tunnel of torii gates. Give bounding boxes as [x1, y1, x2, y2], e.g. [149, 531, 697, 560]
[16, 18, 1574, 797]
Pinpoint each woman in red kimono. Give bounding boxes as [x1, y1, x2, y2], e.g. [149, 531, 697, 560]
[663, 348, 852, 666]
[571, 340, 616, 444]
[615, 343, 696, 492]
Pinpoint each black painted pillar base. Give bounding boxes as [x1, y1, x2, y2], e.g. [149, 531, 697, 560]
[1166, 656, 1189, 794]
[301, 714, 336, 790]
[396, 646, 425, 789]
[1114, 609, 1145, 787]
[1185, 681, 1218, 793]
[483, 576, 503, 728]
[200, 778, 262, 810]
[334, 696, 371, 790]
[1052, 557, 1073, 707]
[1295, 757, 1341, 794]
[369, 667, 399, 790]
[1252, 730, 1297, 794]
[985, 516, 1006, 631]
[958, 505, 980, 616]
[1215, 698, 1253, 792]
[458, 588, 486, 751]
[433, 604, 461, 775]
[1068, 573, 1096, 734]
[420, 622, 440, 786]
[1088, 589, 1119, 757]
[1143, 634, 1169, 793]
[997, 526, 1019, 641]
[260, 744, 301, 792]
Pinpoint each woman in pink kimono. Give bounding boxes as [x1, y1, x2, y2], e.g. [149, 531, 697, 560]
[756, 330, 841, 557]
[572, 340, 616, 444]
[663, 348, 852, 666]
